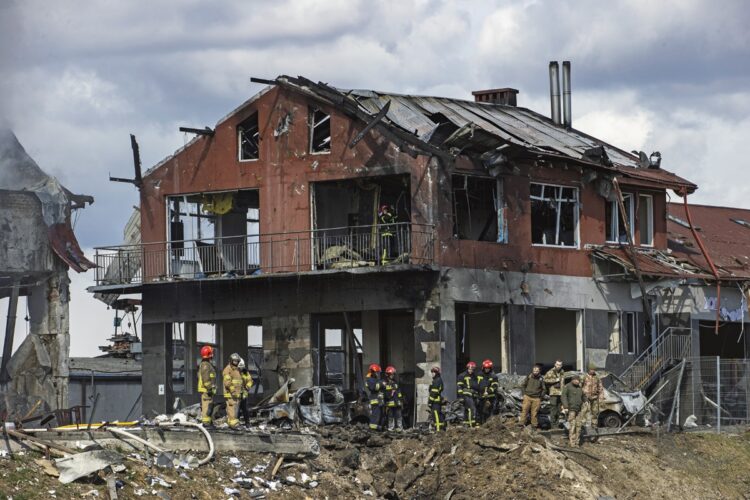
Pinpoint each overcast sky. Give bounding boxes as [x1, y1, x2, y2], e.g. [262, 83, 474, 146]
[1, 0, 749, 356]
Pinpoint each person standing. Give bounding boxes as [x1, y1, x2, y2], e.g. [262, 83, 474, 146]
[457, 361, 480, 427]
[428, 366, 445, 432]
[237, 358, 254, 426]
[582, 364, 604, 429]
[561, 375, 587, 447]
[519, 364, 546, 428]
[365, 364, 385, 430]
[383, 366, 404, 432]
[478, 359, 499, 424]
[197, 346, 217, 426]
[543, 360, 565, 426]
[222, 353, 243, 429]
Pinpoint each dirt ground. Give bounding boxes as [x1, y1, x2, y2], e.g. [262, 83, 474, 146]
[3, 418, 750, 499]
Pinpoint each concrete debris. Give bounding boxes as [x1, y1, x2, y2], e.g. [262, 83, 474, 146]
[223, 486, 241, 496]
[684, 415, 698, 428]
[35, 458, 60, 477]
[147, 475, 173, 488]
[54, 449, 125, 484]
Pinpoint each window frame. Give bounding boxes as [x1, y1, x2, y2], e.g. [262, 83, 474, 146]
[308, 106, 331, 155]
[451, 174, 507, 243]
[529, 181, 580, 249]
[638, 194, 654, 247]
[623, 311, 638, 355]
[606, 193, 635, 244]
[237, 112, 260, 162]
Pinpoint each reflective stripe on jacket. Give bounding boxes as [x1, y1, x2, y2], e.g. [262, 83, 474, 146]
[366, 375, 384, 406]
[223, 364, 243, 399]
[428, 376, 443, 403]
[384, 379, 403, 408]
[457, 371, 479, 397]
[241, 371, 254, 398]
[198, 360, 216, 394]
[479, 371, 498, 399]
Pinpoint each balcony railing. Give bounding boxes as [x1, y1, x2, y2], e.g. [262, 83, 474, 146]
[93, 223, 435, 286]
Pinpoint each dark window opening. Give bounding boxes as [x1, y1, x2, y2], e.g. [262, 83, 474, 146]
[530, 182, 578, 247]
[624, 312, 637, 355]
[309, 107, 331, 153]
[238, 113, 260, 160]
[452, 175, 506, 242]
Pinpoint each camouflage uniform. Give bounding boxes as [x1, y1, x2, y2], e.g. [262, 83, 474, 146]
[582, 372, 604, 428]
[543, 367, 565, 424]
[561, 381, 587, 447]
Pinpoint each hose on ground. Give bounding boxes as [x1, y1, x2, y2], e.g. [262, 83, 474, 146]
[158, 420, 215, 466]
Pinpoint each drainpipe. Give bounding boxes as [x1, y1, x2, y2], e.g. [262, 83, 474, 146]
[680, 192, 721, 334]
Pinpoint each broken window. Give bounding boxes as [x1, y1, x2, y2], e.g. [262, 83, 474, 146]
[605, 193, 634, 244]
[238, 112, 260, 161]
[608, 312, 621, 354]
[309, 107, 331, 154]
[530, 182, 578, 247]
[452, 175, 506, 243]
[638, 194, 653, 246]
[623, 312, 637, 355]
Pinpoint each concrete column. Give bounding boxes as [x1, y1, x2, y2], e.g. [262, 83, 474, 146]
[218, 320, 248, 370]
[361, 310, 380, 368]
[414, 285, 442, 424]
[142, 322, 173, 415]
[508, 304, 535, 375]
[262, 314, 312, 393]
[439, 299, 457, 400]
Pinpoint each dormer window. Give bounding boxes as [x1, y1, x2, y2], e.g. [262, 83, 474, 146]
[238, 113, 260, 161]
[309, 107, 331, 154]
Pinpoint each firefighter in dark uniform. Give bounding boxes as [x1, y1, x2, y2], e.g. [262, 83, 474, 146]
[478, 359, 499, 424]
[378, 204, 397, 264]
[366, 363, 385, 430]
[457, 361, 480, 427]
[384, 366, 404, 432]
[428, 366, 445, 431]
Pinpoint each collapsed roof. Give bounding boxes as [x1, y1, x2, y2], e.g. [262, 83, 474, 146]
[259, 75, 696, 194]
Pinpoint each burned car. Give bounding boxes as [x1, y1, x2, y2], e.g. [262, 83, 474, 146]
[252, 385, 355, 427]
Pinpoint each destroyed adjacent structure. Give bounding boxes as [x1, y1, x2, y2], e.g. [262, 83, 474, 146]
[0, 128, 95, 416]
[90, 64, 749, 424]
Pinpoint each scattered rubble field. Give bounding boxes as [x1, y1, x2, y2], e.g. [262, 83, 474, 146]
[3, 419, 750, 499]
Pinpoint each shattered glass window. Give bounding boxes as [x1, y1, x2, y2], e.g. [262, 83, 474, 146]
[606, 193, 634, 244]
[452, 175, 506, 243]
[238, 113, 260, 160]
[530, 182, 578, 247]
[309, 107, 331, 154]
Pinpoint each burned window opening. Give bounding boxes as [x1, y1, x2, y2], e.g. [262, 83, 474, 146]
[238, 113, 260, 161]
[309, 107, 331, 154]
[530, 182, 579, 247]
[452, 175, 506, 243]
[606, 193, 634, 244]
[167, 190, 260, 277]
[639, 194, 654, 246]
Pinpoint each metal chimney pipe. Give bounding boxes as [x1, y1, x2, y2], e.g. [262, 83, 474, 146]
[549, 61, 561, 125]
[562, 61, 572, 128]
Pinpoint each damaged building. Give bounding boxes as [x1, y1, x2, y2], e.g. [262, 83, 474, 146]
[90, 64, 747, 425]
[0, 128, 95, 417]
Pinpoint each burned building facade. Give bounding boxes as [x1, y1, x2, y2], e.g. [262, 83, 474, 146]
[92, 69, 743, 424]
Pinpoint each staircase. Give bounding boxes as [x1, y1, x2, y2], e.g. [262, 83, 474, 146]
[620, 327, 692, 390]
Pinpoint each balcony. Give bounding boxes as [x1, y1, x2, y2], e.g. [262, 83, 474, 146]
[93, 223, 435, 287]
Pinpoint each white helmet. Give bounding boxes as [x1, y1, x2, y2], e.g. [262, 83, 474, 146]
[238, 358, 246, 369]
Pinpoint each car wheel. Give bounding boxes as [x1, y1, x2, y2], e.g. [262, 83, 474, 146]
[600, 411, 622, 428]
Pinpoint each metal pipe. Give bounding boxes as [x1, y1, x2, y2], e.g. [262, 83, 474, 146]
[562, 61, 572, 128]
[549, 61, 561, 125]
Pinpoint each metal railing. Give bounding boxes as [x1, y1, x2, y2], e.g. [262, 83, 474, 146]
[94, 223, 435, 286]
[620, 327, 692, 390]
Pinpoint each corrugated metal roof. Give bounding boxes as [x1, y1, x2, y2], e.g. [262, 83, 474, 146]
[667, 203, 750, 279]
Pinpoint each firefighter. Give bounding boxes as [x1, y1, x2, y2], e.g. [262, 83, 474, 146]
[222, 353, 243, 429]
[197, 345, 216, 426]
[457, 361, 480, 427]
[237, 358, 254, 426]
[378, 204, 397, 264]
[384, 365, 404, 432]
[543, 359, 565, 426]
[428, 366, 445, 432]
[478, 359, 499, 424]
[366, 363, 385, 431]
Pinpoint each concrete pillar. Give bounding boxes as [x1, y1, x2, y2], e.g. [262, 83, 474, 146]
[262, 314, 312, 393]
[508, 304, 535, 375]
[438, 299, 457, 400]
[142, 322, 173, 415]
[414, 285, 442, 424]
[218, 320, 248, 370]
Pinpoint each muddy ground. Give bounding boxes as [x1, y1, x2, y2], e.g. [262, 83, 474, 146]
[2, 418, 750, 499]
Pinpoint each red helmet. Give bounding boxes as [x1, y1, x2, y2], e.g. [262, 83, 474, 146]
[431, 366, 441, 375]
[385, 365, 396, 375]
[466, 361, 477, 370]
[369, 363, 382, 373]
[482, 359, 493, 370]
[200, 345, 213, 359]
